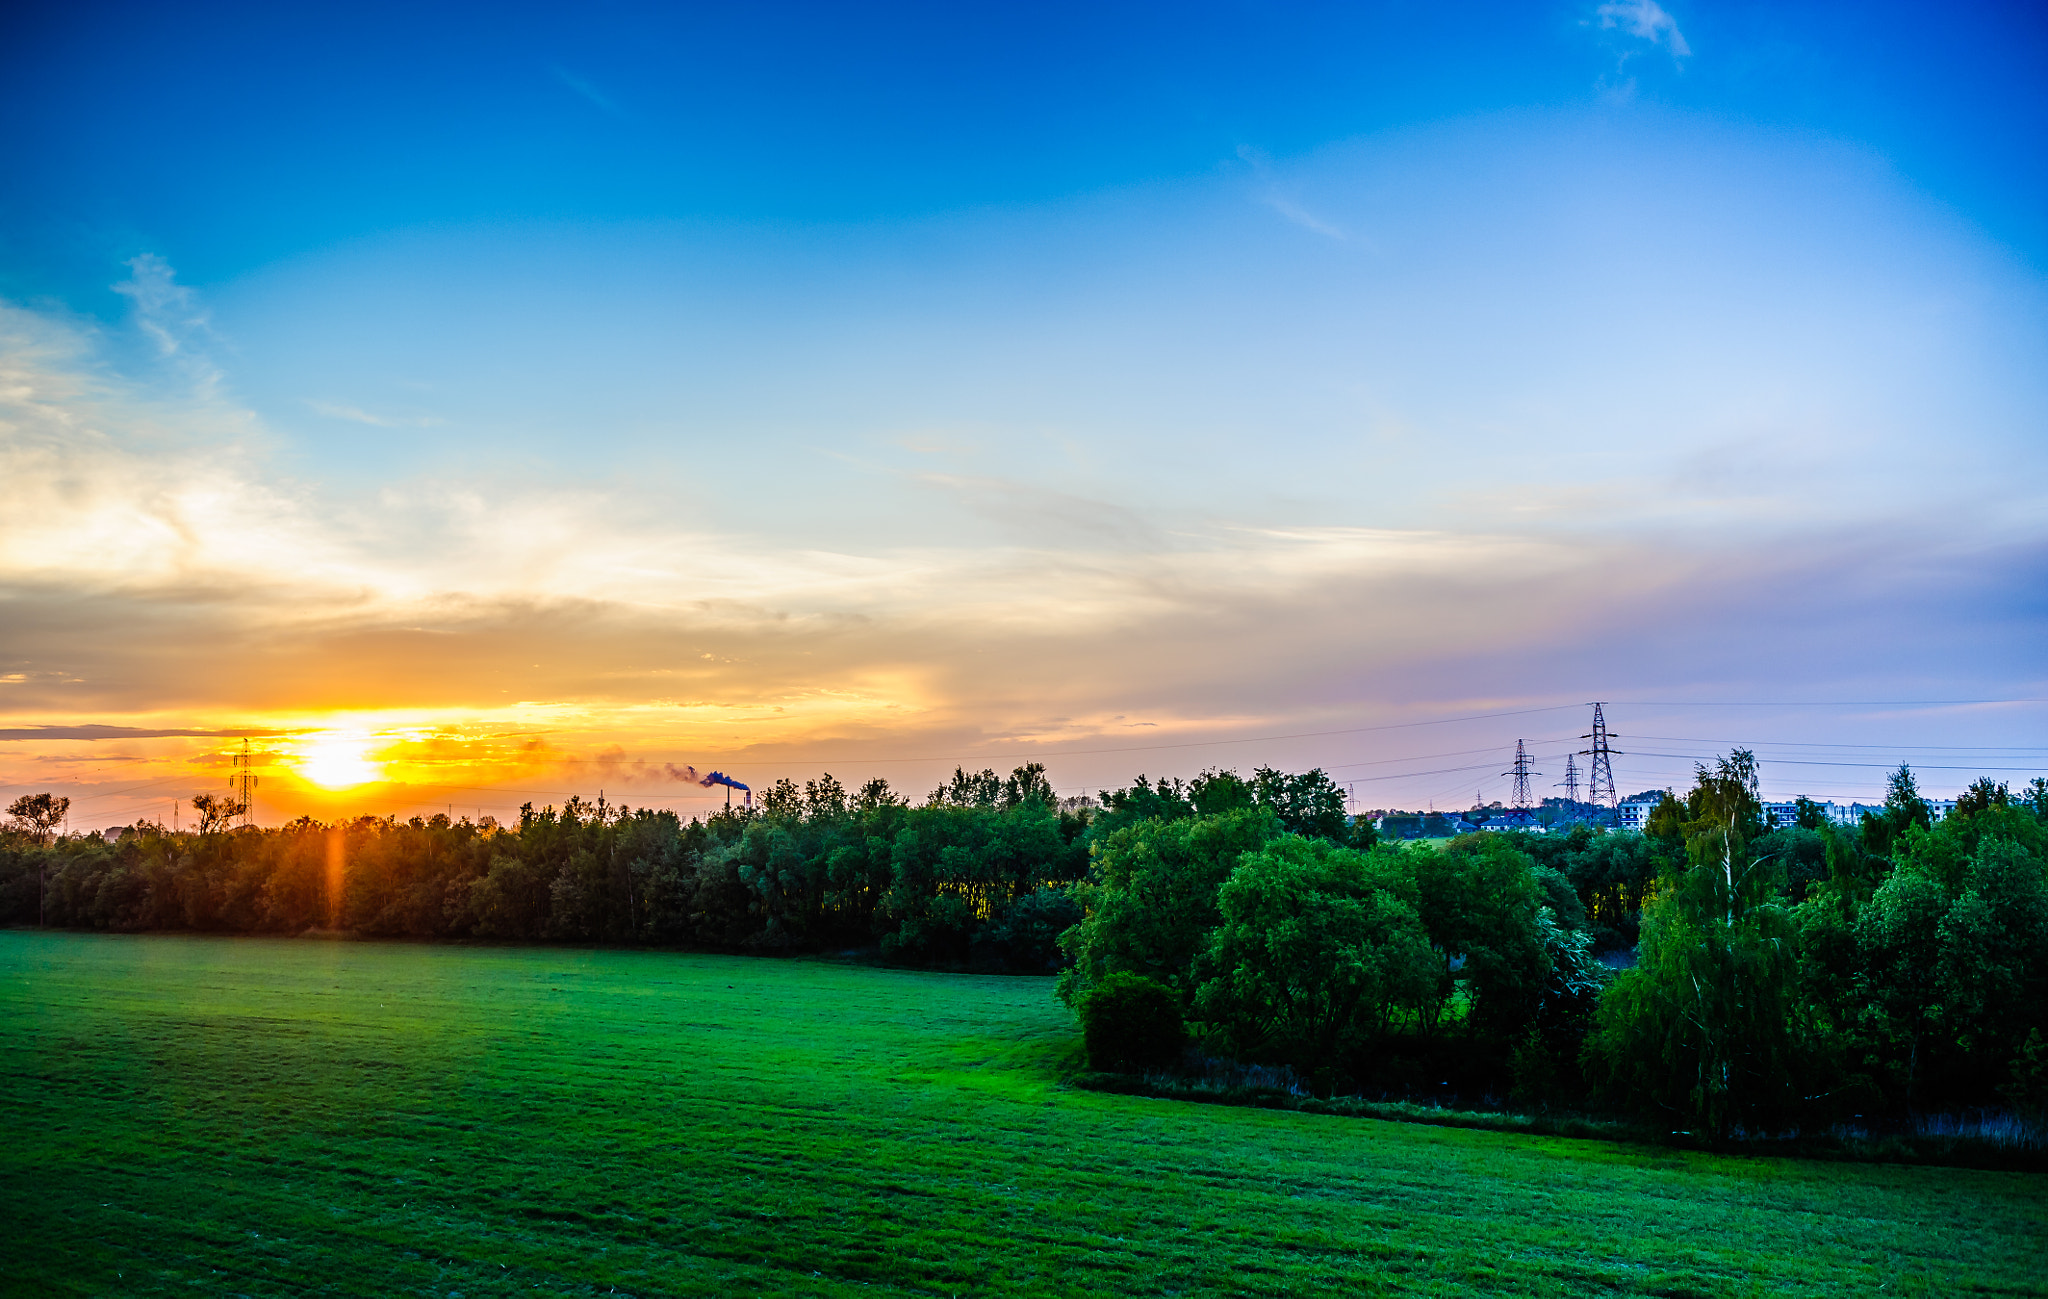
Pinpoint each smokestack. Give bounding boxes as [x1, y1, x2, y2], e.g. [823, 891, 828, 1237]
[667, 765, 752, 807]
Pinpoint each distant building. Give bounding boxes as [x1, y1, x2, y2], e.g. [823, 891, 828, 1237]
[1710, 798, 1965, 832]
[1616, 798, 1665, 831]
[1604, 794, 1967, 836]
[1762, 801, 1804, 830]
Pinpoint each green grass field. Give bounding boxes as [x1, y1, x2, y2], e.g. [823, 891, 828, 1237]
[2, 932, 2043, 1297]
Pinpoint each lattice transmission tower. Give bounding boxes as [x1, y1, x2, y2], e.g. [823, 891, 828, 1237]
[1504, 739, 1537, 812]
[1580, 703, 1620, 809]
[1558, 752, 1581, 805]
[229, 738, 259, 828]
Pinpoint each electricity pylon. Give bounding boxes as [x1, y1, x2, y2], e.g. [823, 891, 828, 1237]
[1580, 703, 1619, 809]
[1558, 752, 1581, 805]
[229, 739, 259, 828]
[1504, 739, 1537, 812]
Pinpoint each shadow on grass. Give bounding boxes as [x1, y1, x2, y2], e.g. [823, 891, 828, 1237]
[1070, 1068, 2048, 1173]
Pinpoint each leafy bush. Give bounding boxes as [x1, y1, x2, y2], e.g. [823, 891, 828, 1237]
[1079, 972, 1186, 1073]
[1057, 807, 1280, 1007]
[1193, 836, 1435, 1073]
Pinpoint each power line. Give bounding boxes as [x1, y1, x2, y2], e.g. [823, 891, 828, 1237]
[1621, 749, 2046, 774]
[1627, 734, 2048, 753]
[33, 771, 210, 810]
[679, 703, 1593, 768]
[1614, 698, 2048, 708]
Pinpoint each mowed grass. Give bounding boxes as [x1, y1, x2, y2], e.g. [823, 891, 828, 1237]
[1, 933, 2043, 1298]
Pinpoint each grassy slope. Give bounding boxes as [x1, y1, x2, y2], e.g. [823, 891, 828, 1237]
[0, 932, 2041, 1298]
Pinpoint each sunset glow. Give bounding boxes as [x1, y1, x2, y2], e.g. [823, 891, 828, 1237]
[1, 1, 2042, 828]
[293, 734, 383, 790]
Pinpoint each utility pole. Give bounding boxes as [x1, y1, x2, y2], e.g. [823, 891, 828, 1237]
[1580, 703, 1620, 810]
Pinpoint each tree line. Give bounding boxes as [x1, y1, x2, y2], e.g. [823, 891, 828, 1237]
[0, 765, 1351, 970]
[6, 759, 2046, 1137]
[1064, 759, 2048, 1140]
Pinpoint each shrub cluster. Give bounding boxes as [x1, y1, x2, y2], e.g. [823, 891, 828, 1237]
[1078, 972, 1186, 1073]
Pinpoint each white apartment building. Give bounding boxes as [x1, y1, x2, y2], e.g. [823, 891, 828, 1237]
[1616, 798, 1663, 831]
[1616, 796, 1960, 834]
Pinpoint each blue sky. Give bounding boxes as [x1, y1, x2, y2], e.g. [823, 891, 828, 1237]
[1, 0, 2044, 819]
[4, 0, 2045, 296]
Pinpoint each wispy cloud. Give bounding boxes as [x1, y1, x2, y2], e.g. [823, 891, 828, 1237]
[551, 67, 628, 119]
[305, 399, 444, 428]
[0, 725, 279, 741]
[1262, 195, 1345, 240]
[1593, 0, 1691, 60]
[111, 254, 227, 397]
[1237, 144, 1346, 240]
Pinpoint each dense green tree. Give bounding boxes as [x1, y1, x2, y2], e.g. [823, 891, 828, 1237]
[1586, 756, 1809, 1142]
[1088, 775, 1196, 840]
[1250, 766, 1349, 841]
[1560, 829, 1658, 949]
[1681, 750, 1763, 842]
[1410, 834, 1551, 1037]
[1058, 806, 1280, 1007]
[1188, 768, 1254, 816]
[2026, 777, 2048, 821]
[1830, 806, 2048, 1111]
[1750, 826, 1827, 901]
[1643, 792, 1687, 844]
[1193, 837, 1436, 1072]
[6, 792, 71, 925]
[879, 797, 1076, 964]
[6, 793, 70, 846]
[1512, 905, 1610, 1105]
[929, 767, 1003, 808]
[189, 792, 244, 835]
[1092, 766, 1356, 846]
[1861, 764, 1932, 860]
[1079, 973, 1186, 1073]
[975, 887, 1082, 971]
[1001, 762, 1056, 809]
[1953, 777, 2009, 819]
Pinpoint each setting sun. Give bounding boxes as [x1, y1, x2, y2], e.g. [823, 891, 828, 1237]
[295, 733, 382, 789]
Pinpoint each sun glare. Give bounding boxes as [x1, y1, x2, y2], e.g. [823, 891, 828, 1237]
[296, 733, 383, 789]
